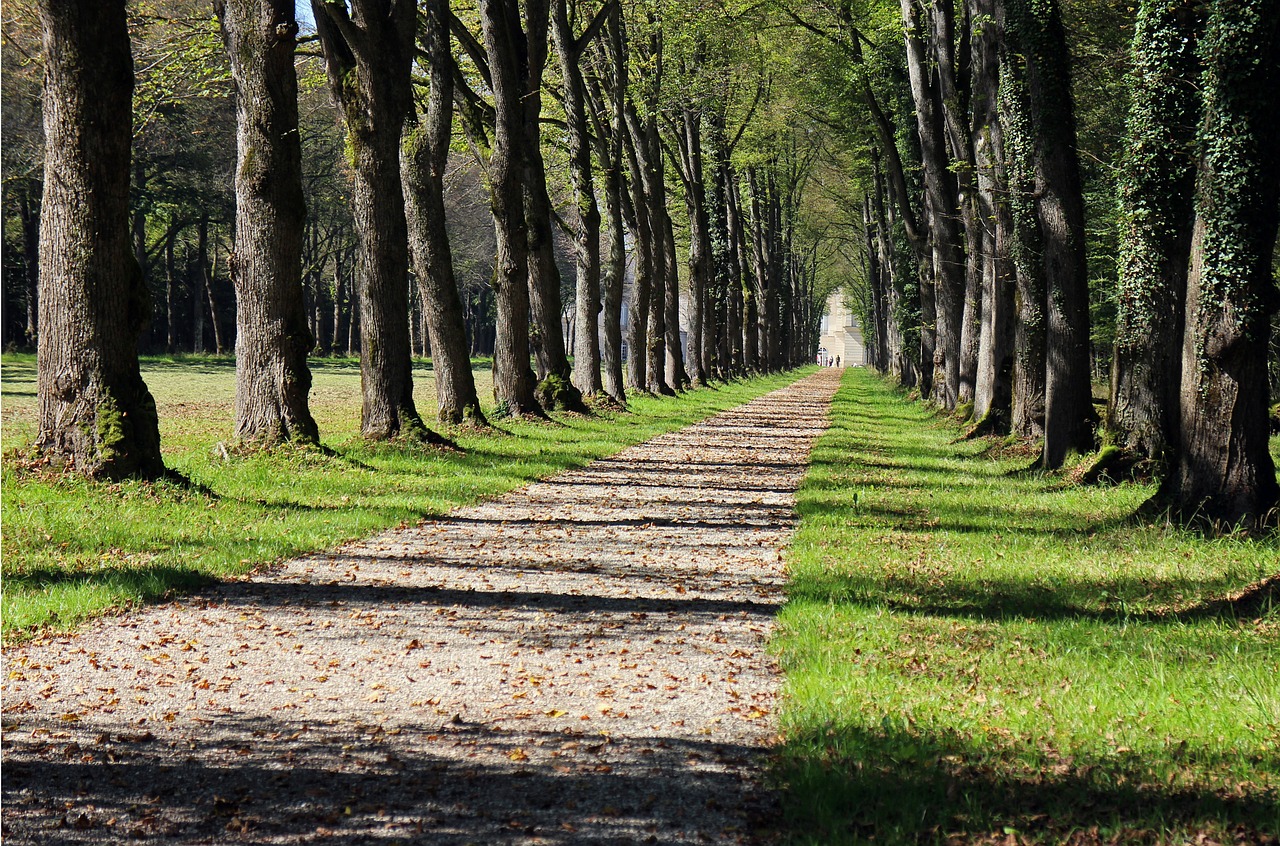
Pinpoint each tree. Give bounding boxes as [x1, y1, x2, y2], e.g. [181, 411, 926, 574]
[969, 0, 1015, 433]
[582, 7, 628, 403]
[999, 0, 1095, 468]
[217, 0, 319, 446]
[476, 0, 544, 415]
[1106, 0, 1201, 468]
[551, 0, 611, 398]
[34, 0, 164, 479]
[1162, 0, 1280, 529]
[402, 0, 488, 426]
[311, 0, 431, 439]
[900, 0, 965, 410]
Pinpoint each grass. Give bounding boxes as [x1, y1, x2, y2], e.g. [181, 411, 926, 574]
[0, 352, 812, 640]
[772, 368, 1279, 845]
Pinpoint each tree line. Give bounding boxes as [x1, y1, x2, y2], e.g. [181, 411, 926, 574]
[6, 0, 1278, 530]
[811, 0, 1278, 530]
[9, 0, 834, 476]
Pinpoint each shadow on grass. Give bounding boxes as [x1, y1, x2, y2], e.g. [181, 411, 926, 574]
[787, 568, 1278, 625]
[3, 564, 215, 609]
[774, 722, 1279, 844]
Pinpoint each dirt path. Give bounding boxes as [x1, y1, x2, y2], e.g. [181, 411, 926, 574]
[2, 369, 841, 845]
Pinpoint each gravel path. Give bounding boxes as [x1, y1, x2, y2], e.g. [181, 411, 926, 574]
[2, 369, 841, 845]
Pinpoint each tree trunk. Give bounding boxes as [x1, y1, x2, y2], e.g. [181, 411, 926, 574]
[521, 0, 584, 411]
[1001, 0, 1095, 466]
[1107, 0, 1202, 465]
[742, 176, 761, 372]
[901, 0, 965, 409]
[644, 104, 672, 395]
[331, 254, 344, 357]
[204, 224, 226, 355]
[218, 0, 319, 446]
[20, 190, 39, 348]
[312, 0, 430, 439]
[725, 168, 748, 375]
[552, 0, 604, 398]
[680, 106, 712, 385]
[747, 166, 777, 371]
[645, 202, 670, 395]
[402, 0, 486, 426]
[584, 15, 627, 403]
[707, 110, 733, 379]
[970, 0, 1014, 430]
[164, 230, 177, 354]
[347, 283, 358, 355]
[1000, 21, 1046, 439]
[621, 105, 652, 392]
[1163, 0, 1280, 529]
[477, 0, 542, 415]
[35, 0, 164, 479]
[661, 205, 686, 387]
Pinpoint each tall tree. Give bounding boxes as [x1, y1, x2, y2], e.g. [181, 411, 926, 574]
[1000, 0, 1095, 467]
[1106, 0, 1201, 467]
[900, 0, 966, 410]
[969, 0, 1014, 432]
[311, 0, 430, 439]
[34, 0, 164, 479]
[583, 9, 628, 403]
[1163, 0, 1280, 529]
[217, 0, 319, 446]
[552, 0, 611, 398]
[403, 0, 488, 426]
[476, 0, 543, 415]
[519, 0, 586, 411]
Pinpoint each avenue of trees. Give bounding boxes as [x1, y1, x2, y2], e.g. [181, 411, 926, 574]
[2, 0, 1278, 530]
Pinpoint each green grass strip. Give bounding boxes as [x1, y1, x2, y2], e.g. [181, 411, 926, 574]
[1, 356, 812, 640]
[773, 368, 1279, 845]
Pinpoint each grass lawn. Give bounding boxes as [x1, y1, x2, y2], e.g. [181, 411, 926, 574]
[774, 368, 1279, 845]
[0, 353, 811, 640]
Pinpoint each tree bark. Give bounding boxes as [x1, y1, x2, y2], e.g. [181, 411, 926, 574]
[403, 0, 487, 426]
[1163, 0, 1280, 529]
[552, 0, 604, 398]
[35, 0, 164, 479]
[521, 0, 584, 411]
[1107, 0, 1202, 465]
[218, 0, 319, 446]
[312, 0, 429, 439]
[660, 204, 685, 388]
[164, 230, 178, 354]
[584, 15, 627, 403]
[203, 228, 226, 355]
[643, 110, 672, 394]
[1001, 0, 1095, 466]
[678, 106, 712, 384]
[999, 13, 1045, 439]
[477, 0, 542, 415]
[620, 103, 652, 391]
[20, 190, 39, 348]
[970, 0, 1014, 430]
[901, 0, 965, 409]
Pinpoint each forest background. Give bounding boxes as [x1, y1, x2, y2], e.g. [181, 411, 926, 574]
[3, 0, 1279, 521]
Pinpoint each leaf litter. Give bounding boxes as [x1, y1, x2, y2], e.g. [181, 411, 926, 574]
[0, 370, 842, 844]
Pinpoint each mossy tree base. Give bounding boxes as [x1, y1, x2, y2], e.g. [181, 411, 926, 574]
[536, 374, 591, 414]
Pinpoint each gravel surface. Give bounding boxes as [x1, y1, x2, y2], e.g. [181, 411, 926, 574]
[2, 369, 840, 845]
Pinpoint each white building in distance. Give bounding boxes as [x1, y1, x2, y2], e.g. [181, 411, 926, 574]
[817, 289, 868, 367]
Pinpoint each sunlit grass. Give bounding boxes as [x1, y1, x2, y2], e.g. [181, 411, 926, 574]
[773, 368, 1279, 844]
[1, 353, 812, 639]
